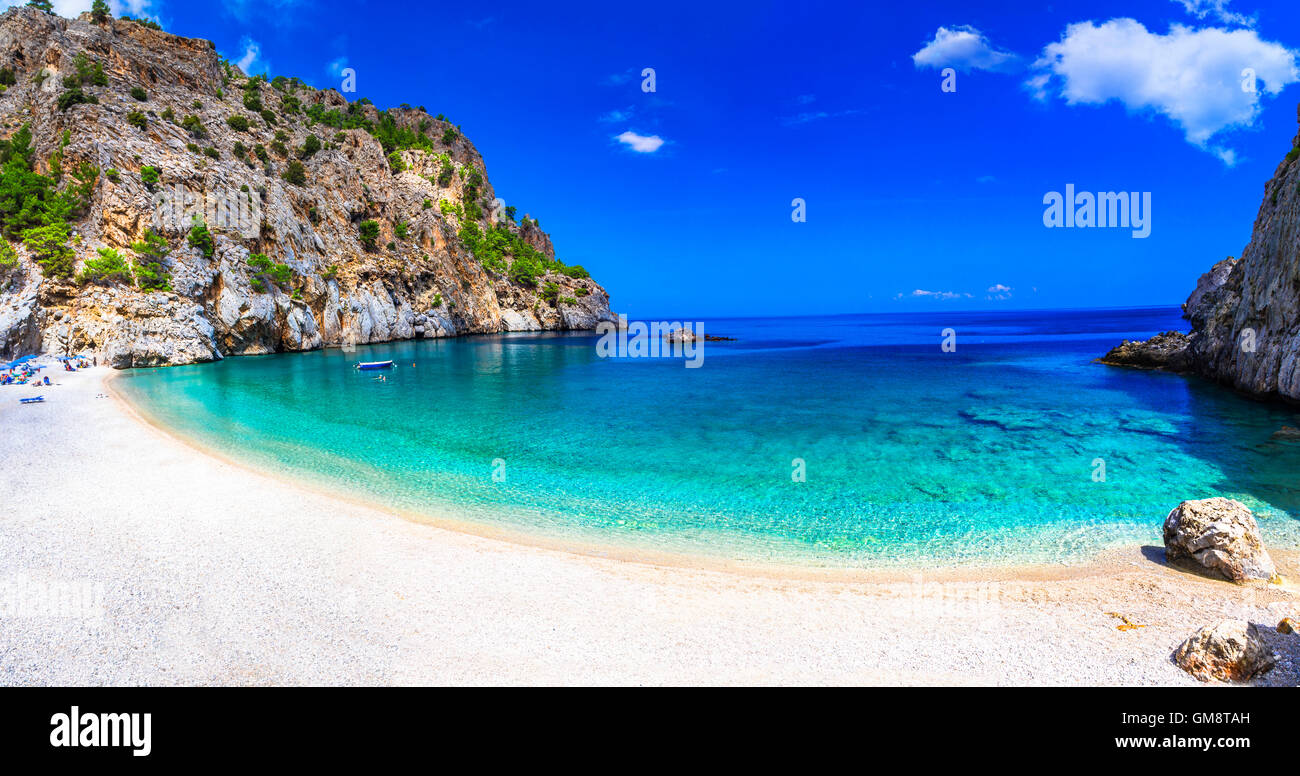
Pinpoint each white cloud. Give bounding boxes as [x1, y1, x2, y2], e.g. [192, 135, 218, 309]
[987, 284, 1013, 300]
[1172, 0, 1254, 27]
[1028, 19, 1299, 163]
[615, 131, 664, 153]
[899, 289, 971, 301]
[598, 107, 632, 123]
[783, 108, 864, 126]
[912, 25, 1020, 73]
[326, 56, 348, 77]
[602, 69, 635, 86]
[234, 36, 264, 74]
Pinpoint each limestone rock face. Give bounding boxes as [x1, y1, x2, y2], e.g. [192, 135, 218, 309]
[0, 8, 616, 366]
[1182, 257, 1237, 323]
[1173, 620, 1275, 682]
[1163, 497, 1277, 583]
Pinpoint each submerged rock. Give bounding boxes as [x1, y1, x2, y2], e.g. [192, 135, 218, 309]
[1162, 497, 1277, 583]
[1098, 331, 1192, 371]
[1173, 620, 1275, 682]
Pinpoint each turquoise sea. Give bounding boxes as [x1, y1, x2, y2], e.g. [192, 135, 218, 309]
[114, 307, 1300, 568]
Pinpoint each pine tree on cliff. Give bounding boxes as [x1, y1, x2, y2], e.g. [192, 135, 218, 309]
[91, 0, 111, 24]
[26, 0, 54, 14]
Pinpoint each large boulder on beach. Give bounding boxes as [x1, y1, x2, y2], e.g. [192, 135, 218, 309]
[1173, 620, 1275, 682]
[1163, 498, 1277, 583]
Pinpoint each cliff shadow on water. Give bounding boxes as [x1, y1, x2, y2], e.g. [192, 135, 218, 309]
[1096, 358, 1300, 522]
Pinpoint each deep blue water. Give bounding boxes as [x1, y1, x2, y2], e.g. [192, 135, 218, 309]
[113, 307, 1300, 568]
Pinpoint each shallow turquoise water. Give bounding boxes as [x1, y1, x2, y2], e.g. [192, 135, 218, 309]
[114, 308, 1300, 568]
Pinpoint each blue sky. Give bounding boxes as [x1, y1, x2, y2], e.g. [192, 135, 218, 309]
[18, 0, 1300, 317]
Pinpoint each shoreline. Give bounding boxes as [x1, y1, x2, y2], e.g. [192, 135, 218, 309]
[107, 369, 1172, 586]
[2, 366, 1297, 685]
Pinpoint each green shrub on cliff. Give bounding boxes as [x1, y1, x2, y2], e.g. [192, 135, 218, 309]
[120, 16, 162, 31]
[181, 114, 206, 137]
[226, 114, 250, 132]
[130, 228, 171, 290]
[57, 86, 97, 112]
[63, 53, 107, 88]
[242, 85, 263, 113]
[22, 220, 73, 278]
[299, 134, 321, 159]
[246, 252, 292, 291]
[0, 124, 79, 279]
[139, 165, 159, 189]
[187, 216, 214, 257]
[130, 86, 147, 101]
[281, 160, 306, 186]
[127, 110, 147, 130]
[0, 238, 18, 274]
[79, 247, 132, 285]
[357, 220, 380, 250]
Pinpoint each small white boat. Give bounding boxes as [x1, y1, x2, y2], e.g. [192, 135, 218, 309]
[355, 360, 395, 371]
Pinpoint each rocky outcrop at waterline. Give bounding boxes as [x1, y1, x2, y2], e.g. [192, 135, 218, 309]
[1100, 103, 1300, 401]
[0, 8, 616, 367]
[1098, 331, 1192, 371]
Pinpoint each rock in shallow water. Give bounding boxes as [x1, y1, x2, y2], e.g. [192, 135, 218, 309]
[1162, 497, 1277, 583]
[1173, 620, 1275, 682]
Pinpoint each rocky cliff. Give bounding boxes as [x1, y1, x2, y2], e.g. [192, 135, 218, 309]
[1101, 103, 1300, 401]
[0, 8, 616, 368]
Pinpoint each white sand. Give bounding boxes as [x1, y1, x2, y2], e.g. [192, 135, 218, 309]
[1, 365, 1297, 686]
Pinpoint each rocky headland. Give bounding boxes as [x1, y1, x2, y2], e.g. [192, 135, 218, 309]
[0, 7, 615, 368]
[1100, 104, 1300, 402]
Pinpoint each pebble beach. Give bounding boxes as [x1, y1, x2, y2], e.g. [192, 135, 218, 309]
[1, 365, 1298, 686]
